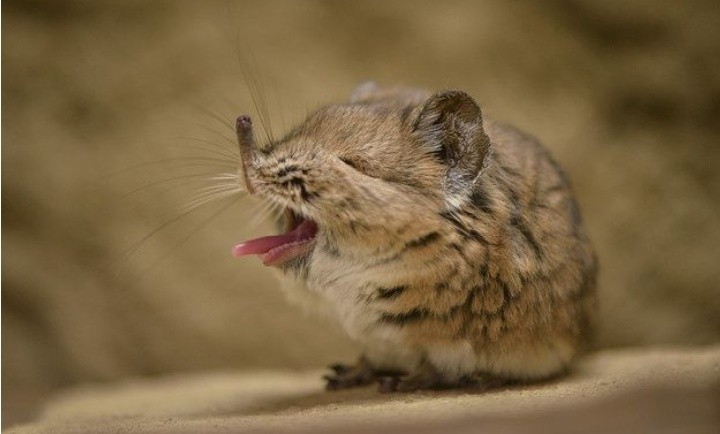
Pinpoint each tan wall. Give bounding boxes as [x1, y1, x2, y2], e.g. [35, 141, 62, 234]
[3, 0, 719, 425]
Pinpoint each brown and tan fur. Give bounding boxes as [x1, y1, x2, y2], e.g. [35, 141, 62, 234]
[236, 83, 597, 392]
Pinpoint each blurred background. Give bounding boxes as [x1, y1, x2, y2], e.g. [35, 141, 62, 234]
[3, 0, 719, 428]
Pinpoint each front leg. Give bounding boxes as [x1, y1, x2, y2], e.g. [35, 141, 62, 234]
[324, 355, 405, 390]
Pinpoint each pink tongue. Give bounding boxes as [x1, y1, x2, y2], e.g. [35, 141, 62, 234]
[232, 220, 318, 257]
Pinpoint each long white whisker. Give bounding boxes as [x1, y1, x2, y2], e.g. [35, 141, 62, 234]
[174, 141, 239, 161]
[186, 189, 243, 205]
[183, 189, 243, 212]
[206, 174, 241, 182]
[190, 103, 235, 131]
[124, 178, 231, 213]
[121, 172, 237, 198]
[246, 201, 274, 227]
[131, 196, 241, 282]
[194, 122, 237, 147]
[109, 158, 237, 178]
[192, 183, 244, 194]
[176, 134, 239, 154]
[246, 199, 283, 229]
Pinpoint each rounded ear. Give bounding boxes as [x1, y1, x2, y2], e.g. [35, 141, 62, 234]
[413, 91, 491, 191]
[350, 81, 380, 103]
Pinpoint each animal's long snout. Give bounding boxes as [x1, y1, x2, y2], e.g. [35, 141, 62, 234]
[236, 115, 257, 194]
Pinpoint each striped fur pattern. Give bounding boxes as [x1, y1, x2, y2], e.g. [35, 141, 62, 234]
[239, 84, 597, 389]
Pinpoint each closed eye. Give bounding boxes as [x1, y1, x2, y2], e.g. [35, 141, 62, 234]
[338, 156, 388, 182]
[339, 157, 359, 170]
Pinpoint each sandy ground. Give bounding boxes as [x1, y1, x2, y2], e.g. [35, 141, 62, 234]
[6, 345, 720, 433]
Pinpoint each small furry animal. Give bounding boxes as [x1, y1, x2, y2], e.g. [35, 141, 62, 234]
[232, 83, 597, 392]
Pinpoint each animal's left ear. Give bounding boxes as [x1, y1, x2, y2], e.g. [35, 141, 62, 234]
[413, 91, 491, 189]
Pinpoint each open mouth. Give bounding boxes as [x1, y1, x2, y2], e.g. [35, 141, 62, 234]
[232, 209, 318, 267]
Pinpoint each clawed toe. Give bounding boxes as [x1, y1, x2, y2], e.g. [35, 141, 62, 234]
[324, 359, 376, 391]
[323, 375, 338, 391]
[324, 374, 371, 390]
[377, 375, 436, 393]
[328, 363, 352, 375]
[377, 376, 401, 393]
[323, 375, 345, 391]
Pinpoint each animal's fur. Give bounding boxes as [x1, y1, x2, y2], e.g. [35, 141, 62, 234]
[237, 84, 597, 391]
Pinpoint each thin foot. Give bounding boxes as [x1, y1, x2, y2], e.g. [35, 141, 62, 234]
[376, 359, 443, 393]
[323, 356, 376, 391]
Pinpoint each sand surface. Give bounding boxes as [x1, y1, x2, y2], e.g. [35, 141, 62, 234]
[8, 345, 719, 434]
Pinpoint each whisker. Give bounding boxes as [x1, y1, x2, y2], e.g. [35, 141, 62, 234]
[190, 180, 244, 193]
[244, 75, 273, 145]
[193, 122, 237, 148]
[262, 202, 285, 228]
[216, 1, 277, 146]
[126, 173, 239, 204]
[230, 41, 273, 145]
[207, 174, 240, 181]
[132, 196, 241, 281]
[185, 185, 244, 204]
[109, 157, 237, 178]
[173, 140, 239, 161]
[244, 200, 271, 227]
[121, 172, 238, 198]
[269, 75, 289, 139]
[184, 186, 242, 205]
[115, 188, 247, 276]
[182, 188, 243, 213]
[190, 103, 235, 131]
[246, 199, 281, 229]
[264, 203, 284, 227]
[180, 135, 238, 153]
[247, 51, 275, 142]
[122, 178, 230, 215]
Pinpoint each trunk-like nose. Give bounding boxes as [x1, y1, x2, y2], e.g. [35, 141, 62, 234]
[236, 115, 256, 194]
